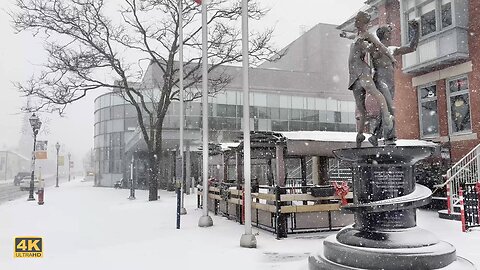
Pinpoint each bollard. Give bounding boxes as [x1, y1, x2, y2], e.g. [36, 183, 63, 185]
[37, 175, 45, 205]
[37, 188, 44, 205]
[459, 188, 466, 232]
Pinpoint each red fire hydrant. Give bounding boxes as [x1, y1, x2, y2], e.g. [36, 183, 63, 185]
[333, 181, 350, 206]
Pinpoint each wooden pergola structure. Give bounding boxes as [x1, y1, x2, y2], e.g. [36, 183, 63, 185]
[210, 131, 363, 187]
[200, 131, 365, 238]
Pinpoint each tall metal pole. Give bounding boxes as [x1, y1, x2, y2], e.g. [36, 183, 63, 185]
[68, 152, 71, 182]
[179, 0, 187, 216]
[4, 151, 7, 181]
[239, 0, 256, 248]
[198, 0, 213, 228]
[28, 130, 37, 201]
[55, 143, 60, 187]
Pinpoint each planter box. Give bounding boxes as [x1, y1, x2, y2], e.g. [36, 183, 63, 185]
[310, 185, 335, 197]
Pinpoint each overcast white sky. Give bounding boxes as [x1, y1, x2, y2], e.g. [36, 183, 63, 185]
[0, 0, 366, 164]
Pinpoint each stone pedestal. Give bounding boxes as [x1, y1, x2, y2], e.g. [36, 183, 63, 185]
[308, 146, 476, 270]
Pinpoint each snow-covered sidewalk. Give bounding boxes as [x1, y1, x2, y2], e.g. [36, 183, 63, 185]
[0, 180, 478, 270]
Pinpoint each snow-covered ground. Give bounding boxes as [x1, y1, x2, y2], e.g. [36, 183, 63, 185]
[0, 180, 478, 270]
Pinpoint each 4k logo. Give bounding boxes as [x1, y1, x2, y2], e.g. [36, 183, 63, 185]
[14, 237, 43, 258]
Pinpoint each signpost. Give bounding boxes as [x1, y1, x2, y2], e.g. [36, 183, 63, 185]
[34, 141, 48, 160]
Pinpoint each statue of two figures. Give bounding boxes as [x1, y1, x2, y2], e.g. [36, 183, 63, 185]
[343, 11, 420, 148]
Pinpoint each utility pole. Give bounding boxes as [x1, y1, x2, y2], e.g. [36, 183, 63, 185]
[68, 152, 71, 182]
[55, 142, 60, 187]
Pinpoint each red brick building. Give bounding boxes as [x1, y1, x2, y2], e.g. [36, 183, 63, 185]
[339, 0, 480, 163]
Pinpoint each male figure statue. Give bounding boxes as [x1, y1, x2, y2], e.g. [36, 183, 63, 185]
[347, 11, 396, 147]
[368, 20, 420, 146]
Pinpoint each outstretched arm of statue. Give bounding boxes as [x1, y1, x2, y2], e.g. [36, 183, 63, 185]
[394, 19, 420, 56]
[340, 31, 356, 40]
[361, 31, 397, 65]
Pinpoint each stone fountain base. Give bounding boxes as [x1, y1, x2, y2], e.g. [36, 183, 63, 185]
[308, 146, 476, 270]
[309, 234, 475, 270]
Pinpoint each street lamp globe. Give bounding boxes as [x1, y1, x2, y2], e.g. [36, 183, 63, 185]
[55, 142, 60, 152]
[29, 113, 42, 132]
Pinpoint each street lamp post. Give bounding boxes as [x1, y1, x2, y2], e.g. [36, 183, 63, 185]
[68, 152, 71, 182]
[55, 142, 60, 187]
[28, 113, 42, 201]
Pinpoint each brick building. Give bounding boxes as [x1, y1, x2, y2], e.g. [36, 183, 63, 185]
[339, 0, 480, 163]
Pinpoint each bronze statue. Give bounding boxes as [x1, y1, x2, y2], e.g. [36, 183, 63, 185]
[348, 11, 396, 147]
[368, 20, 420, 146]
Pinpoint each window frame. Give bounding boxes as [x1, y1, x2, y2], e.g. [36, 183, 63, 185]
[402, 0, 455, 44]
[419, 1, 437, 37]
[417, 83, 440, 138]
[446, 75, 472, 135]
[440, 0, 453, 29]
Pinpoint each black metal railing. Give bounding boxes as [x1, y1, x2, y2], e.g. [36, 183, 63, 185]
[464, 183, 480, 231]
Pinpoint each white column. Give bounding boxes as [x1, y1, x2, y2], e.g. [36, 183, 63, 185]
[198, 0, 213, 227]
[178, 0, 187, 216]
[240, 0, 256, 248]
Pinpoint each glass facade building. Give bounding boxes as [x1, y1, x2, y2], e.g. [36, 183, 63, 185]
[93, 90, 356, 186]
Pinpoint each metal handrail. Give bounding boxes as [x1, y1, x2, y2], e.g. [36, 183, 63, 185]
[447, 143, 480, 176]
[434, 143, 480, 213]
[434, 152, 480, 188]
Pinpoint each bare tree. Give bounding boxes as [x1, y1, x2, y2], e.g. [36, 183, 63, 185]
[11, 0, 283, 200]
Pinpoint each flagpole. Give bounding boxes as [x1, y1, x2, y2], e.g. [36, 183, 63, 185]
[178, 0, 187, 216]
[239, 0, 256, 248]
[198, 0, 213, 228]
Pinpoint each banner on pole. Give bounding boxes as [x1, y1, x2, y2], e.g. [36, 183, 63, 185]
[58, 156, 65, 166]
[35, 141, 48, 160]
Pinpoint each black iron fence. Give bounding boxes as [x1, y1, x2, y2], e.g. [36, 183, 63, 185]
[462, 183, 480, 231]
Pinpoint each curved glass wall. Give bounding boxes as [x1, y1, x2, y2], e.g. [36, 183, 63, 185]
[93, 90, 356, 185]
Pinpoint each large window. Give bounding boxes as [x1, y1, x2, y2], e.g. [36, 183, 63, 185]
[418, 84, 439, 137]
[441, 0, 452, 28]
[420, 2, 436, 36]
[112, 105, 124, 119]
[404, 0, 453, 41]
[447, 76, 471, 134]
[216, 104, 236, 118]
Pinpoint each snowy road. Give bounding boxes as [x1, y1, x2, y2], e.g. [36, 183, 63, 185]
[0, 180, 478, 270]
[0, 175, 67, 204]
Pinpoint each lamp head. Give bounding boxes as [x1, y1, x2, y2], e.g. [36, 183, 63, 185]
[29, 113, 42, 132]
[55, 142, 60, 151]
[29, 113, 39, 128]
